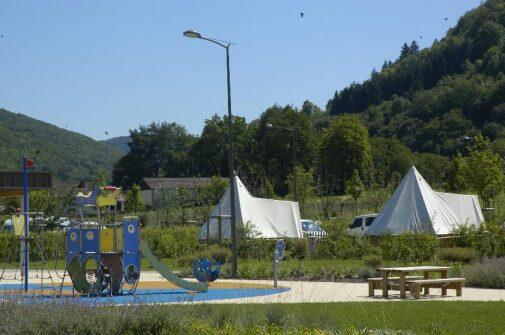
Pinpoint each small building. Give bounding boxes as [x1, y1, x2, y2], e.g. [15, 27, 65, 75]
[52, 179, 87, 196]
[0, 170, 53, 197]
[139, 177, 217, 207]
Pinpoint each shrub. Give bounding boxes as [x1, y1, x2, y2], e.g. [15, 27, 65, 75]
[0, 231, 65, 263]
[437, 247, 478, 263]
[453, 223, 505, 257]
[357, 266, 377, 279]
[379, 233, 439, 262]
[290, 239, 309, 259]
[461, 257, 505, 289]
[314, 234, 373, 260]
[362, 254, 383, 268]
[207, 245, 231, 264]
[176, 254, 196, 268]
[237, 238, 276, 260]
[141, 226, 203, 259]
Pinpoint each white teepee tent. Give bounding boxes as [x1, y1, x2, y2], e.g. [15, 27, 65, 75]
[199, 175, 302, 239]
[366, 166, 484, 236]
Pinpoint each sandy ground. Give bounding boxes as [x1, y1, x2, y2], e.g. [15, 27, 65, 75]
[1, 270, 504, 303]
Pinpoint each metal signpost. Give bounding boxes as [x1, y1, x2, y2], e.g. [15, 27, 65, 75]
[273, 240, 285, 289]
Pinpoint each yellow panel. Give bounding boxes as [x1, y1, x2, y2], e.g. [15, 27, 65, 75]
[116, 227, 123, 251]
[97, 189, 121, 208]
[13, 215, 24, 236]
[100, 228, 113, 252]
[99, 227, 123, 253]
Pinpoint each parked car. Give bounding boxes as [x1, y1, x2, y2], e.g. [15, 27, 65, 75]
[347, 214, 378, 236]
[2, 219, 13, 232]
[301, 219, 326, 238]
[58, 217, 71, 229]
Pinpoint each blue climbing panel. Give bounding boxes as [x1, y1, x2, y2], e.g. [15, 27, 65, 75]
[122, 218, 141, 284]
[66, 228, 80, 264]
[79, 227, 100, 263]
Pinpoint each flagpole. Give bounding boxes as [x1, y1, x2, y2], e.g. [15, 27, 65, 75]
[22, 156, 29, 292]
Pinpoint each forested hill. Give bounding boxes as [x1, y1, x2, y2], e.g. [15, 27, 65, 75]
[0, 108, 123, 181]
[100, 136, 131, 154]
[327, 0, 505, 156]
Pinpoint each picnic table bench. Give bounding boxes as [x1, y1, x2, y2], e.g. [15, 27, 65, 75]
[408, 278, 465, 299]
[368, 276, 423, 296]
[372, 266, 464, 299]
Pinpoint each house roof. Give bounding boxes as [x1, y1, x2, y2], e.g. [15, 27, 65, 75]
[52, 180, 88, 195]
[139, 177, 217, 190]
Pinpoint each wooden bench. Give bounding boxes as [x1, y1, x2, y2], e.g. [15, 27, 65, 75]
[368, 276, 423, 296]
[407, 278, 465, 299]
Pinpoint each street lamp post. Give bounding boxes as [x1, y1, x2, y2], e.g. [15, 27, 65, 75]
[266, 123, 298, 203]
[183, 30, 238, 277]
[292, 134, 298, 203]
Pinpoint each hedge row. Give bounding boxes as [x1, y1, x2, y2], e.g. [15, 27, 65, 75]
[1, 223, 501, 263]
[0, 231, 65, 263]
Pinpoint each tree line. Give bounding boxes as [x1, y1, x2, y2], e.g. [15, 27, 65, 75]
[112, 103, 504, 207]
[329, 0, 505, 156]
[112, 0, 505, 205]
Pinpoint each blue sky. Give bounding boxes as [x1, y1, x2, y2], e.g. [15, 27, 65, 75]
[0, 0, 482, 140]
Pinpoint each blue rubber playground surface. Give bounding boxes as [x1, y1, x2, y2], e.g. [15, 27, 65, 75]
[0, 284, 289, 305]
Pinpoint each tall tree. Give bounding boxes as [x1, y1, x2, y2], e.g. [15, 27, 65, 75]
[346, 169, 364, 201]
[399, 42, 411, 60]
[125, 184, 145, 214]
[301, 100, 323, 116]
[254, 105, 316, 196]
[286, 166, 315, 216]
[319, 115, 372, 194]
[461, 135, 505, 207]
[370, 137, 413, 187]
[189, 114, 254, 180]
[112, 122, 194, 187]
[409, 40, 420, 54]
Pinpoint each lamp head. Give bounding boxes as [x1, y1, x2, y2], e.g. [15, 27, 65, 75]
[183, 30, 202, 39]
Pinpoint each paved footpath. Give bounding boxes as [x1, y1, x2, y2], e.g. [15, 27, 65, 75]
[140, 271, 505, 303]
[2, 270, 504, 303]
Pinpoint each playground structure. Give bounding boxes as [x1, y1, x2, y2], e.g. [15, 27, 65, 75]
[65, 216, 214, 296]
[65, 217, 141, 295]
[76, 185, 123, 218]
[72, 186, 219, 295]
[0, 157, 289, 304]
[0, 157, 220, 297]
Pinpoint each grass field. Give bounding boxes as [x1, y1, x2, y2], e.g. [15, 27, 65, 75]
[1, 301, 504, 334]
[196, 301, 505, 334]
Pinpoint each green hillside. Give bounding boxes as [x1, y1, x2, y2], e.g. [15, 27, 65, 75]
[328, 0, 505, 155]
[0, 109, 123, 181]
[100, 136, 131, 154]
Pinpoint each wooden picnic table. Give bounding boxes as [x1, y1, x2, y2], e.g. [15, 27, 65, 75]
[377, 266, 451, 298]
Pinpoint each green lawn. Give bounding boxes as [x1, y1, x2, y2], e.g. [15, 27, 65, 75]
[6, 258, 459, 280]
[1, 301, 504, 334]
[192, 301, 505, 334]
[5, 257, 459, 282]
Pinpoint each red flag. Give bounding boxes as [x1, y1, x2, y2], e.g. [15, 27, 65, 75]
[26, 159, 35, 167]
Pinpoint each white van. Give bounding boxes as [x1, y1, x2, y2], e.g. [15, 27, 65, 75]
[347, 214, 377, 236]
